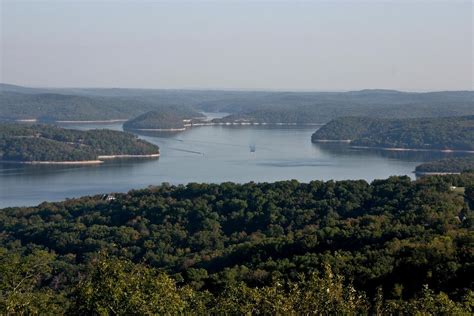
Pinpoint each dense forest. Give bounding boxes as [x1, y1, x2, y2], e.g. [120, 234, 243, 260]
[1, 173, 473, 313]
[123, 109, 200, 130]
[416, 156, 474, 173]
[207, 90, 474, 124]
[0, 91, 202, 122]
[312, 116, 474, 151]
[0, 124, 159, 162]
[2, 84, 474, 124]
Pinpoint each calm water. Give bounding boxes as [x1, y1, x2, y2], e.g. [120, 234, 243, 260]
[0, 116, 466, 208]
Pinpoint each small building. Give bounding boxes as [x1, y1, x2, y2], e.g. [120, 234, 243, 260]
[102, 194, 116, 201]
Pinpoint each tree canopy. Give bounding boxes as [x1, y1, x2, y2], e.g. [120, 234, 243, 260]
[123, 109, 197, 130]
[416, 156, 474, 173]
[2, 84, 473, 124]
[312, 116, 474, 151]
[0, 123, 159, 162]
[1, 173, 473, 313]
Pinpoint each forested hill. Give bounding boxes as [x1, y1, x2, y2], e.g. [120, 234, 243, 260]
[124, 109, 200, 130]
[207, 90, 474, 124]
[312, 116, 474, 151]
[0, 124, 159, 162]
[416, 156, 474, 173]
[1, 174, 473, 313]
[0, 91, 202, 122]
[2, 84, 474, 124]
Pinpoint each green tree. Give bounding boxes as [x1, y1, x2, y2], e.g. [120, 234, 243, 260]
[0, 248, 65, 315]
[70, 256, 190, 315]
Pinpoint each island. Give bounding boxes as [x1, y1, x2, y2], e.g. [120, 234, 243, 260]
[312, 116, 474, 152]
[415, 156, 474, 174]
[123, 105, 210, 132]
[123, 110, 188, 131]
[0, 123, 160, 164]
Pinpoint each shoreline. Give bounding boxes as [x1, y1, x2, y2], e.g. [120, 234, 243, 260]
[350, 145, 474, 154]
[312, 139, 352, 143]
[0, 153, 160, 165]
[125, 127, 186, 132]
[312, 139, 474, 154]
[203, 122, 324, 126]
[97, 153, 160, 159]
[126, 122, 324, 132]
[14, 119, 128, 124]
[15, 119, 38, 122]
[414, 171, 462, 176]
[55, 119, 128, 124]
[0, 160, 104, 165]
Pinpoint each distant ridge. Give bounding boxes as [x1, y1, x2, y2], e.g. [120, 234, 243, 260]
[0, 83, 56, 94]
[1, 83, 472, 94]
[1, 83, 473, 124]
[348, 89, 404, 93]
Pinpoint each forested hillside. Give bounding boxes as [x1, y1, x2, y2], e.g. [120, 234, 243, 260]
[312, 116, 474, 151]
[416, 156, 474, 173]
[1, 174, 473, 313]
[207, 90, 474, 124]
[2, 84, 474, 124]
[124, 109, 202, 130]
[0, 124, 159, 162]
[0, 91, 202, 122]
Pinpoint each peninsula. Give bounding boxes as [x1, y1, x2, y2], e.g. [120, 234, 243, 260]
[415, 156, 474, 174]
[123, 110, 203, 131]
[312, 116, 474, 152]
[0, 123, 160, 164]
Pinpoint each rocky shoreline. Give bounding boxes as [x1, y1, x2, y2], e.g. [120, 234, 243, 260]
[1, 153, 160, 165]
[129, 121, 325, 132]
[312, 139, 352, 143]
[14, 119, 128, 124]
[97, 153, 160, 159]
[414, 171, 462, 176]
[0, 160, 104, 165]
[126, 128, 186, 132]
[350, 145, 474, 154]
[55, 119, 128, 124]
[312, 139, 474, 154]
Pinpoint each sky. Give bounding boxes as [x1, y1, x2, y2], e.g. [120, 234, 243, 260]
[1, 0, 472, 91]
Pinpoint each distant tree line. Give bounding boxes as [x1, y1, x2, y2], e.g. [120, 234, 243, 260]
[2, 85, 474, 123]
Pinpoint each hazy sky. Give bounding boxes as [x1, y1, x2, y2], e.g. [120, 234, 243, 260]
[1, 0, 472, 91]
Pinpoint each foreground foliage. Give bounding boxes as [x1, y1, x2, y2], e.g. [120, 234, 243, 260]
[1, 255, 472, 315]
[0, 174, 473, 314]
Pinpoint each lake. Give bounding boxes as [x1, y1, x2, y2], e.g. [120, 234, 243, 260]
[0, 116, 466, 208]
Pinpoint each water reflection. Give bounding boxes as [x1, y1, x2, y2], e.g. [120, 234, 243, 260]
[314, 143, 470, 162]
[0, 158, 159, 179]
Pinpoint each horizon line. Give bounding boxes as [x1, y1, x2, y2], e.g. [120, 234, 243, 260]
[1, 82, 473, 94]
